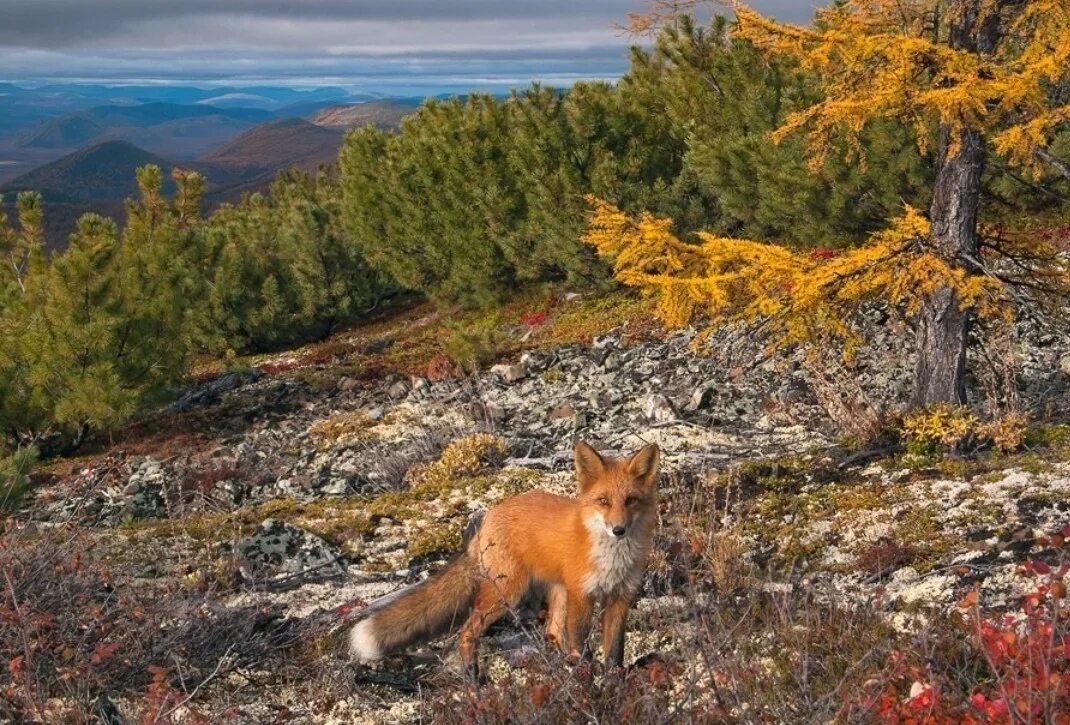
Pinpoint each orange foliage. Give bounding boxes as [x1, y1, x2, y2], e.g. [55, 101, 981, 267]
[729, 0, 1070, 172]
[583, 197, 1010, 360]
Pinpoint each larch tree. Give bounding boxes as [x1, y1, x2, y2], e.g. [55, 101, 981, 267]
[596, 0, 1070, 411]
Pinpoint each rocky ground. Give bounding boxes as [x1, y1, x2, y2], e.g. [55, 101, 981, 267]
[8, 293, 1070, 722]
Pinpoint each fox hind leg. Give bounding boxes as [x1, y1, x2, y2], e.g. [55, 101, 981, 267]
[456, 575, 526, 680]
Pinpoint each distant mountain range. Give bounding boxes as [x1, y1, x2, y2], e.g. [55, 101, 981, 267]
[0, 99, 419, 248]
[201, 118, 343, 177]
[0, 83, 364, 141]
[0, 83, 419, 184]
[18, 102, 273, 158]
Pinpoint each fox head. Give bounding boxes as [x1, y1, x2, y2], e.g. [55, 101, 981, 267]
[574, 441, 660, 540]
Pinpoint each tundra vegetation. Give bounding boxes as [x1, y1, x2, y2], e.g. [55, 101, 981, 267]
[1, 1, 1070, 721]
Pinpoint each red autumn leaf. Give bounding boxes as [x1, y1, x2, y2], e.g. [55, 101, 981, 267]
[7, 655, 24, 676]
[90, 641, 121, 665]
[1031, 560, 1052, 575]
[520, 310, 549, 327]
[530, 683, 551, 707]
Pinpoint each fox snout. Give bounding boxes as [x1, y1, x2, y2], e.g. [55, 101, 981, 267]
[596, 513, 631, 539]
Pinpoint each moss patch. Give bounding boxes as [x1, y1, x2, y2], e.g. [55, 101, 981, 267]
[308, 410, 380, 450]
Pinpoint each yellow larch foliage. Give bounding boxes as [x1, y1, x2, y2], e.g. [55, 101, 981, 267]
[901, 404, 1026, 453]
[583, 197, 1011, 359]
[901, 403, 979, 450]
[731, 0, 1070, 172]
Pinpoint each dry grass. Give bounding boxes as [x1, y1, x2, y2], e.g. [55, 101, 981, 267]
[237, 287, 658, 384]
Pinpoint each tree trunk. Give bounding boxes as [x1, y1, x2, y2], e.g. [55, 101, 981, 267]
[910, 2, 1001, 408]
[911, 127, 984, 407]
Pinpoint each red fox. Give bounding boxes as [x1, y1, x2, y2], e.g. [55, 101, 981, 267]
[349, 441, 660, 674]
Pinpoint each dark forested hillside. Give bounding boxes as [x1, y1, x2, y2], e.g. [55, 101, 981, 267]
[199, 118, 344, 175]
[2, 140, 183, 203]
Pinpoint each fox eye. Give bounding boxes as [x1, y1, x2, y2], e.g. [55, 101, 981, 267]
[625, 496, 639, 506]
[596, 497, 610, 506]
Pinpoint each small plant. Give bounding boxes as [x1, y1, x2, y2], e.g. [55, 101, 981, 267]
[1023, 424, 1070, 450]
[901, 405, 1027, 456]
[309, 410, 378, 449]
[405, 433, 507, 494]
[519, 309, 548, 327]
[901, 404, 980, 454]
[407, 522, 464, 561]
[985, 411, 1028, 454]
[442, 314, 507, 373]
[856, 536, 916, 575]
[0, 446, 38, 513]
[425, 353, 461, 382]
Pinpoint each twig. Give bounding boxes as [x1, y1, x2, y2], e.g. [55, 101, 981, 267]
[158, 644, 235, 722]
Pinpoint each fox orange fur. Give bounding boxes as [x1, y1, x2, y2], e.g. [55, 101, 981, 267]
[349, 441, 660, 674]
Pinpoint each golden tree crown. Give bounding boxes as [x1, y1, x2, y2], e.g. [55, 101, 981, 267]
[731, 0, 1070, 171]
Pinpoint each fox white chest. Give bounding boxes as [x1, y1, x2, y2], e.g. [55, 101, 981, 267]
[581, 516, 647, 599]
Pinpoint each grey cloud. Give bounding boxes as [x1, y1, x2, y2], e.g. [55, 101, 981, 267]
[0, 1, 818, 83]
[0, 1, 640, 48]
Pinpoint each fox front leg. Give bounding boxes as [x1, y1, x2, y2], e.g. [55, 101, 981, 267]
[544, 584, 568, 652]
[563, 592, 593, 661]
[601, 595, 632, 668]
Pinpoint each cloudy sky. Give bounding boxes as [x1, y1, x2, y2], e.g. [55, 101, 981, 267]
[0, 1, 815, 91]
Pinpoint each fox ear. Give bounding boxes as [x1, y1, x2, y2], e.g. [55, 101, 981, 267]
[626, 444, 660, 491]
[574, 441, 605, 493]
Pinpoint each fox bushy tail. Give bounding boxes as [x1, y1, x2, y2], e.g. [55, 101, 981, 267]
[349, 553, 480, 661]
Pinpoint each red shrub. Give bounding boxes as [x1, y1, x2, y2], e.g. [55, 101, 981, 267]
[857, 536, 917, 575]
[426, 353, 461, 381]
[257, 359, 302, 375]
[851, 528, 1070, 724]
[520, 310, 548, 327]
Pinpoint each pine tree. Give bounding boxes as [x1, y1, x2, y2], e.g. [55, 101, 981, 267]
[505, 81, 711, 285]
[110, 167, 205, 401]
[202, 169, 391, 352]
[22, 212, 131, 432]
[6, 167, 209, 440]
[0, 192, 44, 304]
[0, 193, 46, 439]
[340, 97, 517, 306]
[625, 14, 932, 246]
